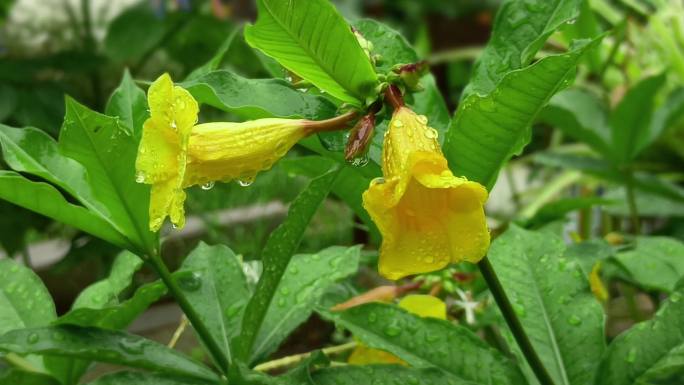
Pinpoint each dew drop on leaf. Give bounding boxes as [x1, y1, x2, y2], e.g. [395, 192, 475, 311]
[178, 273, 202, 292]
[201, 181, 215, 190]
[567, 315, 582, 326]
[27, 333, 39, 344]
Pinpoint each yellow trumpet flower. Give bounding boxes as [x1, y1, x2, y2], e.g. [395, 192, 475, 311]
[136, 74, 352, 231]
[348, 295, 446, 365]
[362, 106, 490, 280]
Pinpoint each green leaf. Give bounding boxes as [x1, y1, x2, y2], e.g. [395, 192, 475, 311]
[594, 284, 684, 385]
[185, 28, 240, 81]
[0, 171, 129, 248]
[60, 97, 155, 254]
[487, 225, 605, 385]
[182, 70, 337, 120]
[609, 237, 684, 293]
[245, 0, 378, 105]
[0, 125, 123, 232]
[105, 70, 149, 138]
[0, 326, 218, 382]
[311, 365, 475, 385]
[444, 40, 597, 189]
[539, 88, 612, 156]
[234, 167, 340, 363]
[87, 371, 215, 385]
[650, 87, 684, 144]
[0, 368, 61, 385]
[352, 19, 418, 73]
[521, 197, 616, 228]
[0, 259, 56, 371]
[564, 238, 614, 276]
[104, 5, 167, 62]
[319, 303, 526, 385]
[465, 0, 582, 97]
[72, 251, 143, 309]
[252, 245, 361, 361]
[609, 73, 666, 163]
[45, 251, 143, 384]
[179, 242, 250, 364]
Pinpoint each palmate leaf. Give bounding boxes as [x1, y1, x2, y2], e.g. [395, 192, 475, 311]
[609, 236, 684, 293]
[233, 167, 340, 364]
[319, 303, 526, 385]
[488, 225, 605, 385]
[444, 39, 597, 190]
[0, 326, 218, 382]
[252, 245, 361, 362]
[245, 0, 378, 105]
[182, 70, 337, 120]
[595, 283, 684, 385]
[178, 243, 250, 365]
[609, 73, 666, 164]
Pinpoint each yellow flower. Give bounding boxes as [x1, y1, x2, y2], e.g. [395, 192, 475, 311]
[136, 74, 326, 231]
[348, 295, 446, 365]
[362, 106, 490, 280]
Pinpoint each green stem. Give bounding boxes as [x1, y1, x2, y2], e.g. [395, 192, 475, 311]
[148, 254, 229, 374]
[478, 257, 556, 385]
[598, 19, 627, 80]
[624, 170, 641, 235]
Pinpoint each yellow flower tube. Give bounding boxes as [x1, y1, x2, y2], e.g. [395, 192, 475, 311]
[136, 74, 354, 231]
[362, 105, 490, 280]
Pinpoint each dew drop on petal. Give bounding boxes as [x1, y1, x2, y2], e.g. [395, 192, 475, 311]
[416, 115, 428, 124]
[424, 127, 439, 139]
[393, 119, 404, 128]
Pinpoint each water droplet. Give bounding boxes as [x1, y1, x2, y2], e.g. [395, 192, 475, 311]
[52, 331, 64, 341]
[289, 266, 299, 275]
[392, 119, 404, 128]
[670, 292, 681, 303]
[479, 98, 496, 112]
[178, 273, 202, 292]
[135, 171, 146, 183]
[416, 115, 428, 125]
[170, 121, 178, 130]
[349, 155, 369, 167]
[566, 18, 577, 25]
[277, 298, 287, 307]
[424, 127, 438, 139]
[201, 181, 215, 190]
[280, 287, 290, 295]
[370, 177, 385, 186]
[27, 333, 39, 344]
[238, 178, 254, 187]
[171, 223, 179, 229]
[311, 254, 321, 261]
[368, 312, 378, 323]
[383, 323, 402, 337]
[567, 315, 582, 326]
[119, 338, 145, 354]
[513, 303, 527, 317]
[425, 332, 439, 343]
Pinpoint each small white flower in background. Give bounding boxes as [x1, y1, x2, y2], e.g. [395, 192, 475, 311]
[450, 288, 480, 325]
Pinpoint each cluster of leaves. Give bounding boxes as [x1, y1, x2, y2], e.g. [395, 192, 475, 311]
[0, 0, 683, 385]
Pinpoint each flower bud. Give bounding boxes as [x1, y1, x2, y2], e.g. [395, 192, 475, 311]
[344, 113, 375, 166]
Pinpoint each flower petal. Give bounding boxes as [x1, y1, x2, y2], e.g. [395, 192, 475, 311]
[135, 73, 198, 231]
[398, 294, 447, 319]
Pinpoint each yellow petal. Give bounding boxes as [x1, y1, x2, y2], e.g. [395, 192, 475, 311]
[184, 119, 307, 187]
[362, 108, 490, 280]
[589, 261, 609, 303]
[135, 73, 198, 231]
[398, 294, 447, 319]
